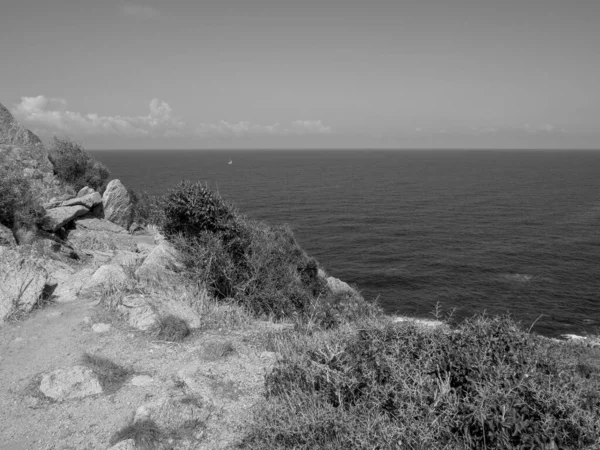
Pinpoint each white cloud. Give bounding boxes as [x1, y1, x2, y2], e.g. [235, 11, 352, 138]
[13, 96, 185, 138]
[13, 95, 333, 140]
[122, 3, 162, 20]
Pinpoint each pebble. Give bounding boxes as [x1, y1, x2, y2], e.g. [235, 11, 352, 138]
[92, 323, 111, 333]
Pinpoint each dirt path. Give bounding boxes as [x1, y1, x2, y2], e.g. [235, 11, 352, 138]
[0, 284, 277, 449]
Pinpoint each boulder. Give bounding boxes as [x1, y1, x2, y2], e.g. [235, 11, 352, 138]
[326, 276, 356, 295]
[0, 247, 49, 322]
[118, 295, 159, 331]
[86, 264, 129, 290]
[135, 242, 183, 280]
[41, 205, 89, 232]
[59, 192, 102, 209]
[0, 102, 43, 148]
[39, 366, 103, 401]
[77, 186, 95, 197]
[74, 217, 128, 234]
[0, 223, 16, 246]
[102, 179, 133, 229]
[49, 267, 95, 303]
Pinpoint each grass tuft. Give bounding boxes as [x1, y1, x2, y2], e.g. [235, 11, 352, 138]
[109, 419, 162, 449]
[155, 314, 191, 342]
[80, 353, 132, 393]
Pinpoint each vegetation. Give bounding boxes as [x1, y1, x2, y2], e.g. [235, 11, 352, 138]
[0, 166, 44, 229]
[242, 315, 600, 449]
[155, 314, 191, 342]
[81, 353, 133, 393]
[109, 419, 162, 449]
[159, 181, 374, 323]
[47, 136, 110, 192]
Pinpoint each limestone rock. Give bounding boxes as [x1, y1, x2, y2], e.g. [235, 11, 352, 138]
[0, 223, 16, 246]
[0, 102, 43, 148]
[74, 217, 128, 234]
[0, 248, 48, 322]
[86, 264, 128, 290]
[39, 366, 103, 401]
[108, 439, 136, 450]
[59, 192, 102, 209]
[41, 205, 89, 232]
[77, 186, 95, 197]
[118, 295, 159, 331]
[135, 242, 183, 280]
[326, 276, 356, 295]
[102, 179, 133, 229]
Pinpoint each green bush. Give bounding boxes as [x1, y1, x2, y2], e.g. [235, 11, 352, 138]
[243, 315, 600, 449]
[130, 189, 166, 227]
[161, 182, 330, 319]
[310, 288, 381, 329]
[48, 137, 110, 191]
[0, 167, 44, 229]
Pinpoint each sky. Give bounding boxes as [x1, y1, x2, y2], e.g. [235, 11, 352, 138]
[1, 0, 599, 149]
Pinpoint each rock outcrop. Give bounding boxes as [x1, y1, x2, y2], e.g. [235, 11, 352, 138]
[0, 102, 43, 148]
[41, 205, 89, 232]
[39, 366, 103, 401]
[135, 242, 183, 280]
[0, 247, 49, 321]
[102, 179, 133, 229]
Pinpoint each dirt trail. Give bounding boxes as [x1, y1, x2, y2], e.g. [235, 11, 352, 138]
[0, 275, 277, 450]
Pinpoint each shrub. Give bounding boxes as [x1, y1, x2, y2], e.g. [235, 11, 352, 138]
[155, 314, 190, 342]
[309, 288, 381, 329]
[162, 182, 329, 319]
[109, 419, 162, 449]
[81, 352, 133, 393]
[48, 137, 110, 191]
[130, 189, 166, 227]
[0, 167, 44, 228]
[243, 315, 600, 449]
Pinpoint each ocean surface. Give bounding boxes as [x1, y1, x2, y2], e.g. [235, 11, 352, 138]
[91, 149, 600, 338]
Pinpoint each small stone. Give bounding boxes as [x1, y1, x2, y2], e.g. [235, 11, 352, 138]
[130, 375, 154, 386]
[82, 316, 92, 324]
[108, 439, 136, 450]
[39, 366, 103, 401]
[92, 323, 111, 333]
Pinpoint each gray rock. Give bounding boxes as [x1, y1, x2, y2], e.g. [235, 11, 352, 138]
[0, 223, 16, 246]
[86, 264, 128, 290]
[108, 439, 136, 450]
[326, 276, 356, 295]
[74, 217, 128, 234]
[49, 267, 95, 303]
[0, 102, 43, 148]
[102, 179, 133, 229]
[77, 186, 95, 197]
[39, 366, 103, 401]
[92, 323, 111, 333]
[59, 192, 102, 209]
[130, 375, 154, 386]
[118, 295, 159, 331]
[41, 205, 89, 232]
[0, 248, 49, 322]
[135, 242, 183, 280]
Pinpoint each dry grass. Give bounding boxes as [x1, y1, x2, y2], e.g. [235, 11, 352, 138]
[109, 419, 162, 450]
[200, 339, 236, 361]
[80, 353, 133, 394]
[155, 314, 190, 342]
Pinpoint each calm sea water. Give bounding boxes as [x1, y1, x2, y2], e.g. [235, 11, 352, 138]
[91, 149, 600, 338]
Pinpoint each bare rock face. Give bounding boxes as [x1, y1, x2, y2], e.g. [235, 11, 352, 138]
[74, 217, 128, 234]
[39, 366, 103, 401]
[102, 179, 133, 229]
[0, 223, 16, 246]
[326, 276, 356, 295]
[77, 186, 95, 197]
[41, 205, 89, 232]
[118, 295, 159, 331]
[135, 242, 183, 280]
[0, 247, 49, 322]
[54, 192, 102, 209]
[0, 102, 43, 148]
[86, 264, 129, 290]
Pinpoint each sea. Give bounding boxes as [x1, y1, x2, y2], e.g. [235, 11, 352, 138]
[90, 149, 600, 339]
